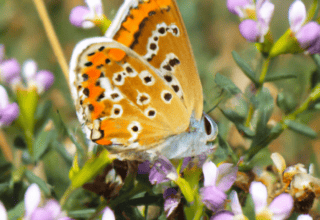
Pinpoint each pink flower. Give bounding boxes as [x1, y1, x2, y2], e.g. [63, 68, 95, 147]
[149, 156, 178, 184]
[238, 0, 275, 43]
[0, 85, 19, 126]
[289, 0, 320, 53]
[200, 161, 238, 211]
[24, 183, 73, 220]
[101, 207, 115, 220]
[69, 0, 104, 28]
[21, 60, 54, 94]
[250, 181, 293, 219]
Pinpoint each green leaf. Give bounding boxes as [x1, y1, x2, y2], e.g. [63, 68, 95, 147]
[285, 120, 317, 138]
[306, 0, 319, 21]
[34, 100, 53, 135]
[33, 129, 55, 161]
[70, 149, 115, 188]
[265, 73, 297, 82]
[67, 209, 96, 219]
[250, 87, 274, 148]
[7, 201, 24, 220]
[120, 206, 144, 220]
[0, 182, 9, 195]
[214, 73, 241, 96]
[25, 170, 51, 196]
[242, 194, 255, 220]
[312, 54, 320, 70]
[55, 111, 85, 158]
[276, 92, 297, 114]
[217, 135, 238, 163]
[51, 140, 73, 166]
[35, 100, 52, 120]
[236, 123, 255, 138]
[175, 177, 194, 202]
[269, 29, 303, 58]
[232, 51, 258, 85]
[220, 108, 245, 123]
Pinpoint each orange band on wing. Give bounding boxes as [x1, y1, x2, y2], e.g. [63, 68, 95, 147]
[108, 49, 126, 61]
[114, 0, 171, 48]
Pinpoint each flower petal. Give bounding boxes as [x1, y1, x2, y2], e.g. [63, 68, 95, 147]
[257, 0, 274, 37]
[239, 19, 259, 42]
[289, 0, 306, 33]
[0, 59, 21, 84]
[269, 193, 293, 220]
[149, 156, 177, 184]
[210, 211, 234, 220]
[229, 191, 243, 215]
[216, 163, 238, 192]
[163, 188, 177, 199]
[35, 70, 55, 93]
[0, 85, 9, 109]
[308, 35, 320, 54]
[138, 160, 151, 174]
[69, 6, 91, 28]
[0, 202, 8, 220]
[297, 214, 313, 220]
[296, 22, 320, 49]
[200, 186, 227, 211]
[226, 0, 253, 16]
[22, 59, 37, 81]
[43, 200, 61, 218]
[249, 181, 268, 214]
[164, 197, 180, 217]
[102, 207, 115, 220]
[25, 183, 41, 218]
[271, 153, 286, 175]
[203, 161, 218, 187]
[0, 102, 19, 126]
[31, 208, 53, 220]
[85, 0, 103, 15]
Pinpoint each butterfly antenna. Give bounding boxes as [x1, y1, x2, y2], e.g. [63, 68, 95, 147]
[33, 0, 69, 82]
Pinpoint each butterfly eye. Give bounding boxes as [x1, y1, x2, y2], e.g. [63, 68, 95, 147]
[203, 114, 218, 142]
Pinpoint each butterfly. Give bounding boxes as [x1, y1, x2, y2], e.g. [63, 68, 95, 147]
[69, 0, 218, 161]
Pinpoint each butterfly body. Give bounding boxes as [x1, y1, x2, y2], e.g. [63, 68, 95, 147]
[69, 0, 218, 161]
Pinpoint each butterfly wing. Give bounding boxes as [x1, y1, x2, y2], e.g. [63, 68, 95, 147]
[69, 37, 190, 151]
[106, 0, 204, 120]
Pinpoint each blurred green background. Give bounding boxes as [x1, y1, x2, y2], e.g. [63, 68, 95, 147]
[0, 0, 319, 197]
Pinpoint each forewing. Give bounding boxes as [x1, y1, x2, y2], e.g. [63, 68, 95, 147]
[106, 0, 204, 120]
[69, 38, 189, 148]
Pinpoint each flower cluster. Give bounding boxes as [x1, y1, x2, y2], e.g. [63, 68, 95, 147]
[227, 0, 320, 54]
[19, 59, 55, 94]
[288, 0, 320, 54]
[0, 183, 116, 220]
[142, 156, 238, 217]
[0, 45, 54, 94]
[212, 181, 293, 220]
[227, 0, 275, 43]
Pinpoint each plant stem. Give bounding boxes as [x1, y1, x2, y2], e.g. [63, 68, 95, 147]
[60, 185, 75, 208]
[245, 57, 271, 126]
[32, 0, 69, 81]
[258, 57, 271, 87]
[244, 83, 320, 164]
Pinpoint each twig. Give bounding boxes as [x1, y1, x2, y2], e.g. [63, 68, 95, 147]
[32, 0, 69, 82]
